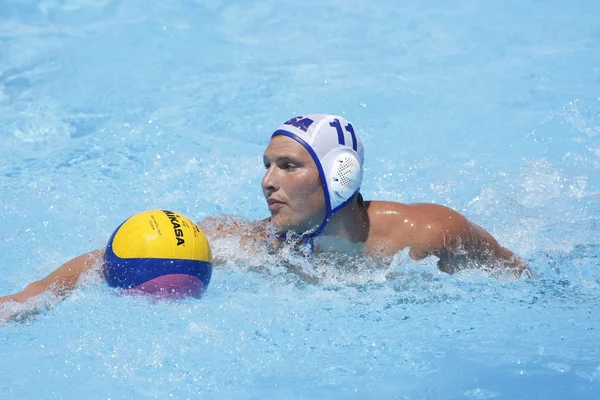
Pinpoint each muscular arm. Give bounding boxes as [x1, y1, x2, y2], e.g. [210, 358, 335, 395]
[407, 204, 530, 277]
[436, 220, 529, 276]
[0, 249, 104, 305]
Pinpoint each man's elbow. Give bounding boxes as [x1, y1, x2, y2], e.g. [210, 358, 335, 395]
[498, 247, 533, 278]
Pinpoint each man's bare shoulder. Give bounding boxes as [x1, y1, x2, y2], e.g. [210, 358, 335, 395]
[366, 201, 468, 225]
[365, 201, 471, 258]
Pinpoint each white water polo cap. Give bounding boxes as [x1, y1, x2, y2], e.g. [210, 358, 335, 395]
[272, 114, 364, 237]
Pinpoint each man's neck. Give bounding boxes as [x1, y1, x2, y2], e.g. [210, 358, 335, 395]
[317, 198, 370, 244]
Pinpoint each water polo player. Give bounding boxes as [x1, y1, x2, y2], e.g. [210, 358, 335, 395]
[0, 113, 530, 315]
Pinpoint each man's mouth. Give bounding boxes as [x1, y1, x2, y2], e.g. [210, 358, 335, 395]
[267, 199, 284, 211]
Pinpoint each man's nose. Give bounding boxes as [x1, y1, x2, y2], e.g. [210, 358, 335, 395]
[261, 166, 279, 195]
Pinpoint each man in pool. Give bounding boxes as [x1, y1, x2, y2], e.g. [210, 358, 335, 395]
[0, 114, 529, 310]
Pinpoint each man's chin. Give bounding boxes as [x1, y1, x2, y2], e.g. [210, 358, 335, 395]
[269, 217, 317, 237]
[269, 217, 297, 234]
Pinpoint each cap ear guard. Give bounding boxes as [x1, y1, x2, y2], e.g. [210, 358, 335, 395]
[322, 147, 363, 211]
[330, 152, 362, 199]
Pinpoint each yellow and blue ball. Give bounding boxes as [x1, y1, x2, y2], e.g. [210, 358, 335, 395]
[104, 209, 212, 299]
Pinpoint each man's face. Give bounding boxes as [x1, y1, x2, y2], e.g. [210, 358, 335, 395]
[262, 135, 326, 234]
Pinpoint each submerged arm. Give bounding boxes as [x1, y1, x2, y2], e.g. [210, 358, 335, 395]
[197, 215, 275, 264]
[437, 221, 529, 276]
[409, 204, 530, 277]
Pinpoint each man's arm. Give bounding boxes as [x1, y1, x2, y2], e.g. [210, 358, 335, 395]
[436, 220, 530, 276]
[409, 204, 530, 277]
[0, 249, 104, 305]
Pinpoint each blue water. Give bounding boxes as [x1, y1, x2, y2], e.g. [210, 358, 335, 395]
[1, 0, 599, 398]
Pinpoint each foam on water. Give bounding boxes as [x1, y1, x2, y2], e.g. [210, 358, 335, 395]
[1, 0, 599, 398]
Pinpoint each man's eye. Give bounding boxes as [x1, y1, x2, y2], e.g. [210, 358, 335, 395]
[264, 163, 270, 169]
[284, 164, 297, 170]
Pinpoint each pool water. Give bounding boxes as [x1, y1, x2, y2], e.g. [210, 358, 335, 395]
[1, 0, 599, 398]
